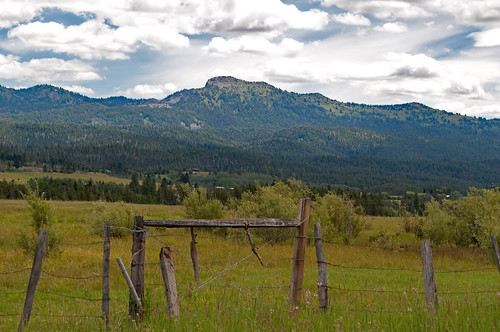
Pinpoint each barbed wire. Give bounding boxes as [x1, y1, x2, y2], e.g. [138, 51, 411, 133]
[31, 313, 102, 319]
[0, 267, 31, 275]
[59, 241, 103, 247]
[327, 285, 421, 295]
[37, 290, 103, 302]
[42, 270, 103, 280]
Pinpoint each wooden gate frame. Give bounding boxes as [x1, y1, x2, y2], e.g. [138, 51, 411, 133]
[129, 198, 310, 315]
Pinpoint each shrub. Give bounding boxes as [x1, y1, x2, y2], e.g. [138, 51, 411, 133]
[418, 188, 500, 247]
[17, 180, 59, 255]
[310, 193, 364, 244]
[234, 181, 311, 242]
[183, 187, 225, 236]
[89, 201, 136, 238]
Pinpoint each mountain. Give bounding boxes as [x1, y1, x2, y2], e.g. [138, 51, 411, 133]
[0, 77, 499, 193]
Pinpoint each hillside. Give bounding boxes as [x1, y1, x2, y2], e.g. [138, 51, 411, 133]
[0, 77, 499, 193]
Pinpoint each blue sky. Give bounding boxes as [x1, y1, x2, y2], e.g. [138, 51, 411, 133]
[0, 0, 499, 118]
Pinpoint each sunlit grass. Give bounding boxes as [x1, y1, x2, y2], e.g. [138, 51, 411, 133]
[1, 199, 499, 331]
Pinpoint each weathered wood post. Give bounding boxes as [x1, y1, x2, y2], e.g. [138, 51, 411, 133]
[18, 229, 47, 332]
[314, 223, 328, 311]
[289, 198, 311, 309]
[130, 215, 146, 317]
[421, 240, 438, 310]
[117, 258, 143, 312]
[491, 236, 500, 276]
[102, 221, 110, 325]
[160, 247, 179, 317]
[190, 227, 200, 283]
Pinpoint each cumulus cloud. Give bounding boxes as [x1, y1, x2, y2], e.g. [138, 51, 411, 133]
[331, 12, 371, 26]
[59, 85, 95, 95]
[469, 27, 500, 47]
[6, 19, 188, 60]
[0, 54, 102, 82]
[319, 0, 432, 20]
[206, 36, 303, 56]
[118, 83, 178, 99]
[0, 1, 39, 28]
[374, 22, 408, 33]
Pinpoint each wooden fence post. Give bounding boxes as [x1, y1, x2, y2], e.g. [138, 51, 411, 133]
[421, 240, 438, 310]
[190, 227, 200, 283]
[130, 215, 146, 317]
[289, 198, 311, 309]
[160, 247, 179, 317]
[117, 258, 143, 312]
[314, 223, 328, 311]
[18, 229, 47, 332]
[491, 236, 500, 276]
[102, 221, 110, 325]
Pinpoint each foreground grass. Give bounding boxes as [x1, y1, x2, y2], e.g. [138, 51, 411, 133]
[0, 199, 499, 331]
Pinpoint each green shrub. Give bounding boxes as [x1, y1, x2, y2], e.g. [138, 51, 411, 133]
[183, 187, 225, 236]
[418, 188, 500, 247]
[17, 180, 59, 255]
[89, 201, 136, 238]
[310, 193, 364, 244]
[235, 181, 311, 242]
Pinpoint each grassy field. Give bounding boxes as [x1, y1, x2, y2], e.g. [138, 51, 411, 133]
[0, 170, 131, 185]
[1, 199, 499, 331]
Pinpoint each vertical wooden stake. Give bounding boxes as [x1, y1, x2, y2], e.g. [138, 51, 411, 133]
[130, 216, 146, 317]
[421, 240, 438, 310]
[18, 229, 47, 332]
[117, 258, 143, 311]
[314, 223, 328, 311]
[190, 227, 200, 283]
[491, 236, 500, 276]
[102, 221, 110, 326]
[160, 247, 179, 317]
[289, 198, 311, 309]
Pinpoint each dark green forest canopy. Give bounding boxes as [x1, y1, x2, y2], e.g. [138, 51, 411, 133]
[1, 76, 499, 193]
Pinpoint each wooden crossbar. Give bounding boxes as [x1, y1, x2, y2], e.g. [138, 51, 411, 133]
[144, 218, 299, 228]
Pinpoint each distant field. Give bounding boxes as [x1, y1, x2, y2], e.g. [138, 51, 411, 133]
[0, 170, 131, 185]
[0, 200, 498, 331]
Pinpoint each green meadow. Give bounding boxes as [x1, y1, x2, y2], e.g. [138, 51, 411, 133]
[1, 199, 499, 331]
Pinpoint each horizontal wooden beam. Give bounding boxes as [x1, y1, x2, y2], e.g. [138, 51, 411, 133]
[143, 218, 300, 228]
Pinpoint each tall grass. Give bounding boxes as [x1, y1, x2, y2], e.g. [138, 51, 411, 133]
[0, 200, 498, 331]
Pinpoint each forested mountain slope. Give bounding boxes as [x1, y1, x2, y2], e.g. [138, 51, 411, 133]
[1, 76, 499, 192]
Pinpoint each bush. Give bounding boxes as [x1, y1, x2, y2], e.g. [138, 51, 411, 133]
[17, 180, 59, 255]
[234, 181, 311, 242]
[183, 187, 225, 236]
[89, 201, 136, 238]
[418, 188, 500, 247]
[310, 193, 364, 244]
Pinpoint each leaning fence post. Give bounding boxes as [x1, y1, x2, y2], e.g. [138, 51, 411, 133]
[102, 221, 110, 325]
[289, 198, 311, 309]
[314, 223, 328, 311]
[117, 258, 143, 313]
[18, 229, 47, 332]
[491, 236, 500, 276]
[421, 240, 438, 310]
[190, 227, 200, 283]
[130, 215, 146, 317]
[160, 247, 179, 317]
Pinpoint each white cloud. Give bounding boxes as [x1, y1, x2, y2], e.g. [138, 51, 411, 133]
[59, 85, 95, 95]
[374, 22, 408, 33]
[0, 54, 102, 82]
[469, 27, 500, 47]
[6, 19, 188, 60]
[118, 83, 178, 99]
[206, 36, 303, 56]
[319, 0, 432, 20]
[331, 12, 371, 26]
[0, 1, 39, 28]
